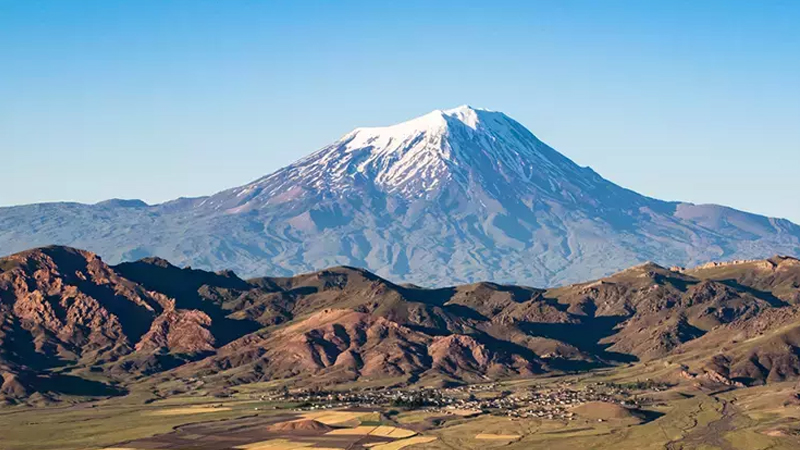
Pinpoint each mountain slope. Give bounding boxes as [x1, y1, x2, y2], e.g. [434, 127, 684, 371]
[3, 245, 800, 403]
[1, 106, 799, 286]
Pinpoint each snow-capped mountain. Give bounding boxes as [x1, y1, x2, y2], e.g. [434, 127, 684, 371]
[204, 106, 641, 212]
[1, 106, 799, 286]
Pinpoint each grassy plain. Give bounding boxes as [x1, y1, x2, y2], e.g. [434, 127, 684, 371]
[1, 370, 799, 450]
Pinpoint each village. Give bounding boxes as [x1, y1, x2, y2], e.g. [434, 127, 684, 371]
[251, 380, 661, 421]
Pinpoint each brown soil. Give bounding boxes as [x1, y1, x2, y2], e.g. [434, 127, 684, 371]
[266, 419, 334, 433]
[571, 401, 641, 420]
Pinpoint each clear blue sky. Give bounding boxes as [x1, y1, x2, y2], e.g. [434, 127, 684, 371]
[2, 1, 799, 222]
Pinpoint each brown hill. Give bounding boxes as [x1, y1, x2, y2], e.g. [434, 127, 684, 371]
[660, 257, 800, 385]
[1, 246, 800, 403]
[266, 419, 333, 433]
[544, 262, 784, 360]
[177, 308, 540, 388]
[684, 256, 800, 303]
[0, 246, 255, 402]
[672, 304, 800, 385]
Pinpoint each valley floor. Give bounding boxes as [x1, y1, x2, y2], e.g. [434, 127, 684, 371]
[1, 368, 799, 450]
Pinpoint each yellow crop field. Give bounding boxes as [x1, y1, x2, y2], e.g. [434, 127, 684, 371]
[325, 426, 378, 435]
[325, 425, 416, 438]
[367, 436, 437, 450]
[475, 433, 522, 440]
[235, 439, 345, 450]
[147, 407, 233, 416]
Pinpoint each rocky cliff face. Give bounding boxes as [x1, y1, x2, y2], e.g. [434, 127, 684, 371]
[0, 246, 250, 403]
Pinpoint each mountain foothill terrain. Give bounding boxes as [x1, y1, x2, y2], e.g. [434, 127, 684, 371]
[2, 245, 800, 405]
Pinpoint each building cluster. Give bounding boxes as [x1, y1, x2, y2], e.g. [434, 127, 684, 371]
[252, 380, 649, 421]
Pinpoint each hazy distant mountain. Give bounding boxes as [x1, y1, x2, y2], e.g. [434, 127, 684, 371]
[1, 106, 799, 286]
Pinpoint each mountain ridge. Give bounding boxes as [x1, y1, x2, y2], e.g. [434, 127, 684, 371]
[2, 244, 800, 404]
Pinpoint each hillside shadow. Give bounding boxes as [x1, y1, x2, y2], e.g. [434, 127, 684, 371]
[716, 279, 788, 307]
[520, 316, 638, 364]
[75, 281, 157, 344]
[37, 374, 127, 397]
[637, 409, 666, 423]
[468, 332, 545, 372]
[404, 284, 546, 307]
[4, 320, 68, 370]
[115, 260, 261, 345]
[400, 286, 456, 307]
[544, 358, 609, 372]
[398, 286, 491, 322]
